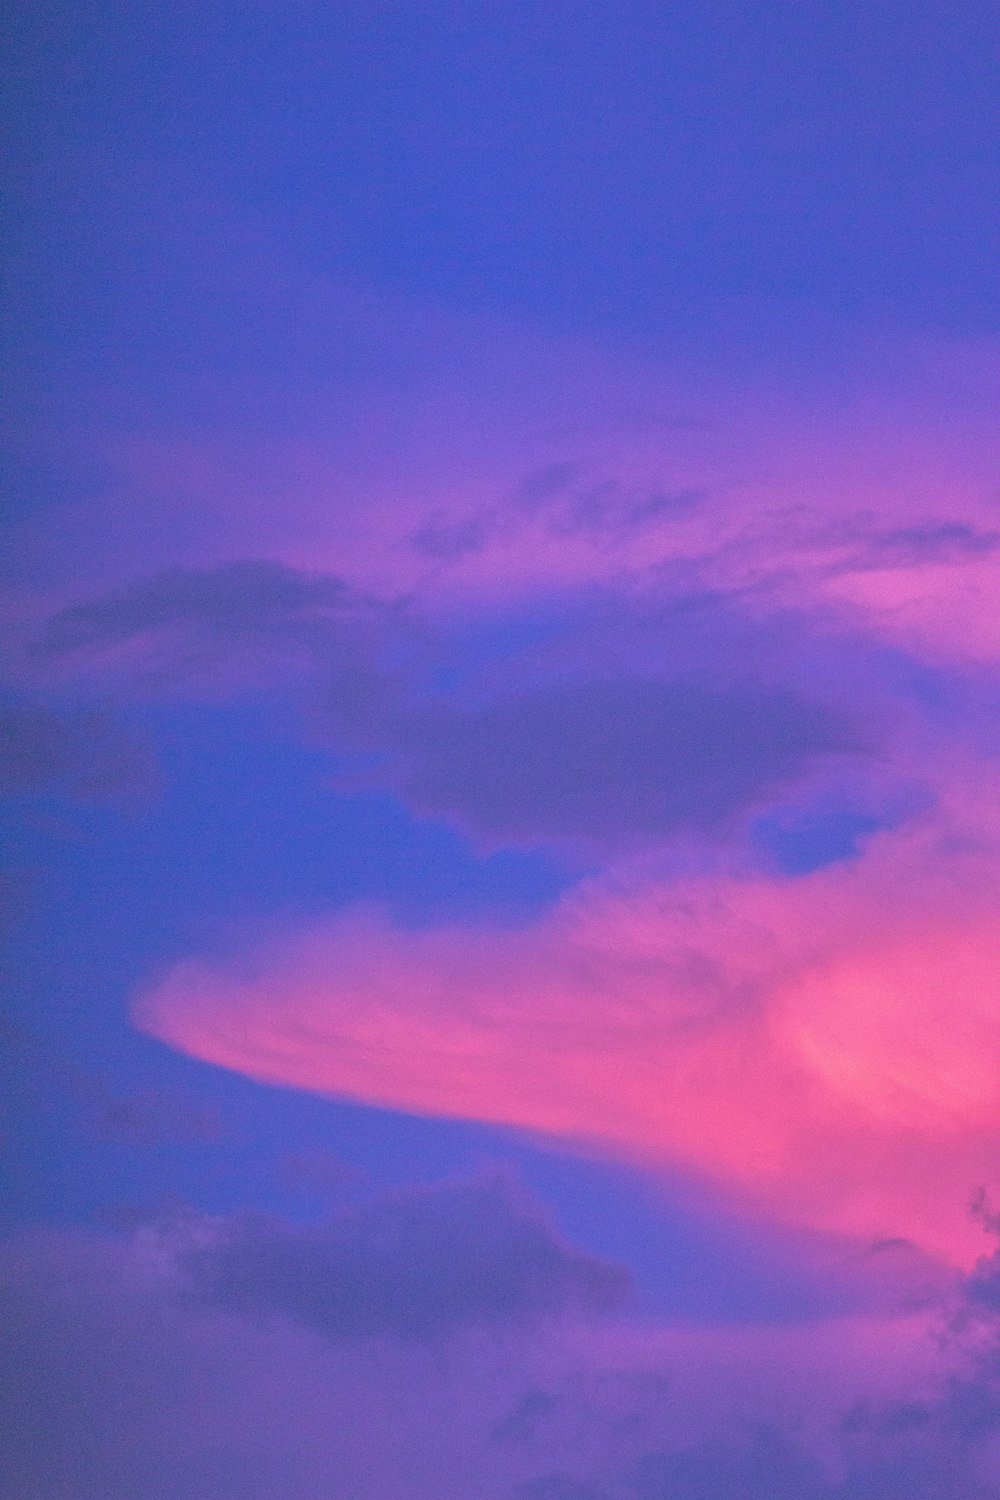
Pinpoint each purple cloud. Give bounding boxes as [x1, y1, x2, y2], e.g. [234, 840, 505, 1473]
[37, 562, 368, 655]
[0, 696, 153, 801]
[29, 560, 876, 856]
[176, 1174, 629, 1340]
[368, 677, 858, 847]
[5, 1206, 1000, 1500]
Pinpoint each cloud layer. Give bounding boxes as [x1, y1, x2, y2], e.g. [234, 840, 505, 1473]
[3, 1196, 1000, 1499]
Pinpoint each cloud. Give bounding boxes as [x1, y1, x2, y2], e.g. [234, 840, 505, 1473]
[173, 1175, 629, 1340]
[28, 557, 881, 857]
[0, 1211, 988, 1500]
[514, 1476, 611, 1499]
[0, 1182, 627, 1498]
[629, 1425, 828, 1499]
[844, 520, 1000, 572]
[550, 485, 706, 544]
[498, 1287, 1000, 1500]
[13, 312, 1000, 1288]
[38, 562, 363, 653]
[137, 797, 1000, 1265]
[356, 677, 858, 849]
[0, 1225, 527, 1500]
[0, 696, 153, 800]
[31, 561, 389, 699]
[407, 456, 706, 564]
[0, 701, 73, 791]
[55, 513, 996, 1272]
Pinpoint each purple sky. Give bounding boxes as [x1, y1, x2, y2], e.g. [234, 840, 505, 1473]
[4, 3, 1000, 1495]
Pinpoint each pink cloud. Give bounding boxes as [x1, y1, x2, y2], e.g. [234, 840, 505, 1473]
[138, 797, 1000, 1267]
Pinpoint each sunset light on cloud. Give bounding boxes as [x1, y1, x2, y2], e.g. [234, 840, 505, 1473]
[136, 548, 1000, 1266]
[5, 3, 1000, 1495]
[108, 330, 1000, 1268]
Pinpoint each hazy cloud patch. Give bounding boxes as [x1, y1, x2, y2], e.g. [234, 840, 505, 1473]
[174, 1174, 630, 1341]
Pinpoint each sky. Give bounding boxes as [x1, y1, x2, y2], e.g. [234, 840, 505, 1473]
[3, 2, 1000, 1496]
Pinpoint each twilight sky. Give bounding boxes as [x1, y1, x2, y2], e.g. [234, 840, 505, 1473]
[3, 3, 1000, 1496]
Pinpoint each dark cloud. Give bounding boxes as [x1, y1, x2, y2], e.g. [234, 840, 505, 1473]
[0, 1188, 626, 1499]
[630, 1426, 829, 1499]
[513, 1477, 612, 1500]
[72, 1083, 222, 1146]
[6, 1213, 1000, 1500]
[408, 462, 704, 561]
[409, 511, 491, 560]
[493, 1389, 561, 1445]
[751, 794, 919, 875]
[36, 561, 377, 657]
[865, 520, 1000, 567]
[30, 562, 399, 720]
[370, 678, 859, 847]
[515, 462, 585, 512]
[873, 520, 1000, 566]
[548, 485, 704, 543]
[30, 562, 875, 853]
[509, 1392, 1000, 1500]
[830, 1385, 1000, 1500]
[0, 701, 73, 790]
[0, 696, 154, 800]
[408, 462, 583, 562]
[0, 1228, 513, 1500]
[826, 518, 1000, 576]
[178, 1175, 630, 1340]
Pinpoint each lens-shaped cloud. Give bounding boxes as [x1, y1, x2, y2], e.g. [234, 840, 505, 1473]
[139, 795, 1000, 1265]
